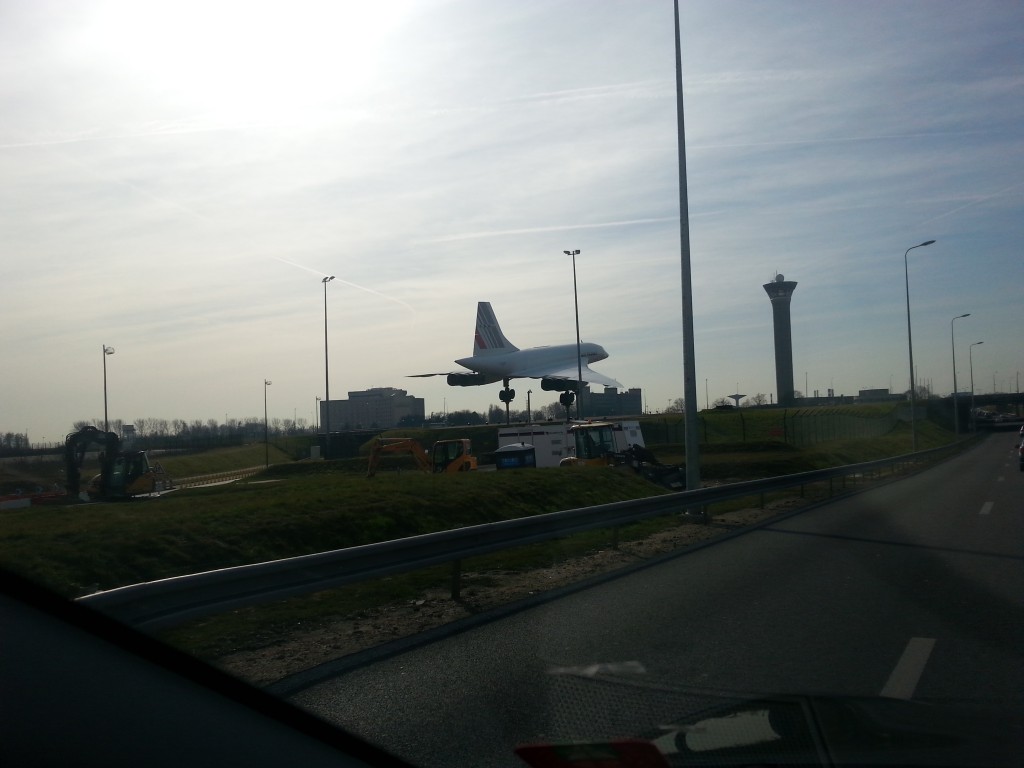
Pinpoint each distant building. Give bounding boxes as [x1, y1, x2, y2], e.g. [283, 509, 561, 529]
[857, 388, 904, 402]
[580, 387, 643, 418]
[321, 387, 425, 430]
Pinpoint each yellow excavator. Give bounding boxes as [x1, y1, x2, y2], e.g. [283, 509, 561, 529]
[559, 421, 685, 490]
[558, 422, 622, 467]
[366, 437, 477, 478]
[64, 426, 173, 500]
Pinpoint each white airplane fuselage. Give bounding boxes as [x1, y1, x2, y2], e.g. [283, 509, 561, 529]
[455, 342, 609, 382]
[412, 302, 621, 389]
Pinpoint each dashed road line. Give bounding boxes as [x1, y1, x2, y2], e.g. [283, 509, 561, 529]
[979, 501, 994, 516]
[880, 637, 935, 700]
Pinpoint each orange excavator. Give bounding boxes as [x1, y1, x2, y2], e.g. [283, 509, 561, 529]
[366, 437, 477, 478]
[64, 426, 173, 500]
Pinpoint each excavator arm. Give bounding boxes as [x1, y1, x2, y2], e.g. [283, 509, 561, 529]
[64, 426, 172, 500]
[366, 438, 432, 478]
[366, 437, 477, 477]
[64, 427, 121, 498]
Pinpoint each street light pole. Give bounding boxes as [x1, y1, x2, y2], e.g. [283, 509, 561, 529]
[950, 313, 969, 436]
[903, 239, 936, 451]
[969, 341, 983, 432]
[322, 275, 335, 459]
[102, 345, 115, 432]
[563, 249, 583, 420]
[264, 379, 272, 468]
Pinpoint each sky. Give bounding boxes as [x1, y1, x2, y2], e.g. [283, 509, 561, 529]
[2, 0, 1022, 444]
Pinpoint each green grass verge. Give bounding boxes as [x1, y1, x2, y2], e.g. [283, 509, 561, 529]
[156, 444, 294, 477]
[0, 407, 971, 664]
[0, 466, 667, 597]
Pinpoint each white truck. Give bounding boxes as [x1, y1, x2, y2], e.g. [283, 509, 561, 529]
[497, 421, 645, 468]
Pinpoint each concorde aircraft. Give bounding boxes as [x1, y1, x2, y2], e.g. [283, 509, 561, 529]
[411, 301, 622, 396]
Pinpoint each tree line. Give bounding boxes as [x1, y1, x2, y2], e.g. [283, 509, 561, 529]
[71, 416, 311, 439]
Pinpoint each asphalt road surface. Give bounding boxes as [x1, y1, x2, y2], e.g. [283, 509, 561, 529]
[293, 435, 1023, 767]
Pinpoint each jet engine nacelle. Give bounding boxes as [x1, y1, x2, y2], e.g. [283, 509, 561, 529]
[541, 377, 579, 392]
[447, 372, 492, 387]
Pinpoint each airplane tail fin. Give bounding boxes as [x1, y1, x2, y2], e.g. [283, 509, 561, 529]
[472, 302, 518, 356]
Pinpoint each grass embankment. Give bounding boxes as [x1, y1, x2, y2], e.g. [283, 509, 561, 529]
[1, 409, 960, 600]
[0, 465, 667, 598]
[646, 407, 955, 476]
[0, 443, 295, 495]
[156, 444, 294, 477]
[0, 406, 966, 663]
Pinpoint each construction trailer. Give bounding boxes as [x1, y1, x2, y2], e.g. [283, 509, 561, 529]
[497, 421, 644, 469]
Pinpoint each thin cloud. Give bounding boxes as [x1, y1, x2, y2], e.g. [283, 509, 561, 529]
[421, 217, 683, 244]
[0, 118, 237, 151]
[691, 129, 989, 151]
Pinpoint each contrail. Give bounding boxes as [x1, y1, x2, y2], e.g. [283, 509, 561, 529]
[270, 255, 327, 276]
[270, 256, 415, 313]
[37, 146, 416, 315]
[915, 181, 1024, 226]
[40, 144, 218, 222]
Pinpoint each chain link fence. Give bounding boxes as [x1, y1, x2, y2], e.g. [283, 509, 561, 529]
[642, 406, 915, 448]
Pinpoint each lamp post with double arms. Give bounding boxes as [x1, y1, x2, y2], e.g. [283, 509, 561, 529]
[102, 345, 115, 432]
[903, 239, 936, 451]
[264, 379, 272, 468]
[563, 249, 583, 420]
[322, 275, 335, 459]
[950, 313, 969, 435]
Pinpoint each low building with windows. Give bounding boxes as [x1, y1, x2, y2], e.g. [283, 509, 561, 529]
[579, 386, 643, 418]
[856, 388, 905, 403]
[321, 387, 425, 431]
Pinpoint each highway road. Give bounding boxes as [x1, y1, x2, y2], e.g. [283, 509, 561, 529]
[292, 435, 1023, 767]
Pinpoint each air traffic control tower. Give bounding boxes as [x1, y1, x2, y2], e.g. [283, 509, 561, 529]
[763, 274, 798, 406]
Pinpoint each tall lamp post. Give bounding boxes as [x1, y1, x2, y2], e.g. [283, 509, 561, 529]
[968, 341, 983, 431]
[950, 313, 969, 436]
[903, 239, 936, 451]
[264, 379, 272, 468]
[322, 275, 335, 459]
[563, 249, 583, 420]
[102, 345, 115, 432]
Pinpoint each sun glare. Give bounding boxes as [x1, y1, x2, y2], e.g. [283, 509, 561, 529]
[85, 0, 413, 123]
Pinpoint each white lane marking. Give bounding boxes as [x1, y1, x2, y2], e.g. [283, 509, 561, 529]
[880, 637, 936, 699]
[979, 502, 994, 516]
[548, 661, 646, 677]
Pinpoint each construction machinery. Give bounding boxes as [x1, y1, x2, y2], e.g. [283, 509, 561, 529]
[559, 422, 685, 489]
[64, 426, 173, 500]
[366, 437, 477, 478]
[500, 420, 644, 468]
[558, 422, 625, 467]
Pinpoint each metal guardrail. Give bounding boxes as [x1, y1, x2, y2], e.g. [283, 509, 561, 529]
[173, 466, 266, 489]
[78, 444, 960, 630]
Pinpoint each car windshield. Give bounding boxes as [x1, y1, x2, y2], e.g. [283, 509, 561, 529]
[2, 1, 1022, 766]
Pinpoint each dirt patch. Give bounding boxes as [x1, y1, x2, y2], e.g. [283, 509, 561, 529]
[215, 501, 796, 687]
